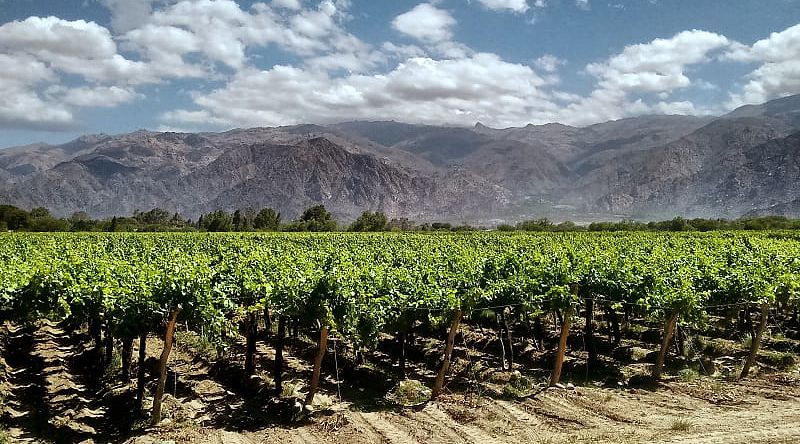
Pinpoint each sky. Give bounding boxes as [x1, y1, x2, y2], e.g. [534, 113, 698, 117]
[0, 0, 799, 147]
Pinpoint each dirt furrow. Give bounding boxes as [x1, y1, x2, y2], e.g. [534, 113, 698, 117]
[661, 425, 800, 444]
[422, 405, 505, 444]
[358, 411, 421, 444]
[344, 409, 393, 443]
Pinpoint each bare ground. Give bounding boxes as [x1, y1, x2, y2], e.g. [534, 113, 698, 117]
[4, 321, 800, 444]
[129, 372, 800, 444]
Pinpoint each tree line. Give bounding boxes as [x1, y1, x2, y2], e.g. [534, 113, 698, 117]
[2, 203, 800, 233]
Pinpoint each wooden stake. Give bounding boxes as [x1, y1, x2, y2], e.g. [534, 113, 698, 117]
[151, 308, 181, 425]
[432, 309, 463, 399]
[740, 303, 769, 379]
[274, 315, 286, 395]
[653, 311, 679, 379]
[550, 309, 572, 386]
[244, 313, 258, 376]
[135, 332, 147, 412]
[304, 325, 329, 406]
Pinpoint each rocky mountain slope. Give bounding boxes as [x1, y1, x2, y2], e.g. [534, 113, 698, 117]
[1, 94, 799, 222]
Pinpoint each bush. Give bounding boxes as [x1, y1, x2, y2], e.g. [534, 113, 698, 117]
[761, 351, 797, 370]
[678, 368, 700, 382]
[386, 379, 431, 407]
[501, 374, 535, 398]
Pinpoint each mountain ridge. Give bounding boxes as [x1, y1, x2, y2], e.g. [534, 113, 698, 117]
[2, 94, 799, 222]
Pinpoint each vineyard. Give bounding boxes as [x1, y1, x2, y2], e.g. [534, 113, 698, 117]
[2, 231, 800, 443]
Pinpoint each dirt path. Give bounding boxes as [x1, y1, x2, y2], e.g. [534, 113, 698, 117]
[3, 321, 105, 443]
[249, 375, 800, 444]
[4, 322, 800, 444]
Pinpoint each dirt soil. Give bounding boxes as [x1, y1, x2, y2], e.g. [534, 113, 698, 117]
[5, 321, 800, 444]
[126, 372, 800, 444]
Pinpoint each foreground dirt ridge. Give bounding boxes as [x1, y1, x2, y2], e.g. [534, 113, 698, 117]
[132, 377, 800, 444]
[3, 320, 800, 444]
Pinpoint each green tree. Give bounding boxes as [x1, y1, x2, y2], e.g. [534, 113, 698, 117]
[349, 211, 388, 232]
[253, 208, 281, 231]
[136, 208, 171, 226]
[299, 205, 336, 232]
[232, 210, 244, 231]
[388, 217, 414, 231]
[69, 211, 94, 231]
[29, 207, 51, 218]
[516, 218, 554, 231]
[201, 210, 233, 232]
[0, 205, 31, 230]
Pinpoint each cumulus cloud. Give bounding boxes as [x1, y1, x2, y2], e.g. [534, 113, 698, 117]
[101, 0, 160, 33]
[534, 54, 564, 72]
[55, 86, 140, 108]
[392, 3, 457, 43]
[0, 53, 74, 129]
[163, 53, 560, 129]
[0, 17, 154, 129]
[557, 30, 730, 124]
[0, 16, 151, 84]
[587, 30, 730, 93]
[476, 0, 530, 13]
[0, 1, 384, 130]
[122, 0, 379, 73]
[724, 24, 800, 107]
[3, 1, 800, 134]
[272, 0, 303, 10]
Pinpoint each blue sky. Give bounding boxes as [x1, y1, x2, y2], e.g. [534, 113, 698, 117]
[0, 0, 799, 147]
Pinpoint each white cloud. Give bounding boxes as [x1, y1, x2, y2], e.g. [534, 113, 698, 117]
[3, 1, 798, 134]
[576, 0, 590, 10]
[724, 24, 800, 107]
[163, 53, 559, 129]
[534, 54, 564, 73]
[476, 0, 529, 13]
[122, 0, 375, 72]
[381, 42, 427, 60]
[56, 86, 140, 107]
[0, 53, 74, 129]
[0, 16, 116, 59]
[0, 17, 153, 129]
[392, 3, 457, 43]
[587, 30, 729, 93]
[693, 79, 719, 91]
[272, 0, 303, 10]
[557, 30, 730, 124]
[0, 1, 382, 130]
[0, 16, 151, 84]
[101, 0, 159, 33]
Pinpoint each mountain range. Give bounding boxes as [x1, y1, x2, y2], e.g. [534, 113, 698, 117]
[1, 94, 799, 223]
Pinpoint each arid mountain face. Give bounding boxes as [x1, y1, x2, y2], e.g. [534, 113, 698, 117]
[1, 94, 799, 222]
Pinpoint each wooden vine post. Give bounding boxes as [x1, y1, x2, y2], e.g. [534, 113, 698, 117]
[135, 332, 148, 411]
[273, 315, 287, 395]
[398, 330, 407, 377]
[121, 336, 134, 382]
[244, 313, 258, 376]
[549, 308, 572, 386]
[432, 309, 463, 399]
[497, 313, 507, 370]
[304, 324, 329, 406]
[653, 311, 679, 379]
[151, 308, 181, 425]
[584, 295, 597, 369]
[550, 284, 577, 387]
[502, 309, 514, 370]
[740, 303, 769, 379]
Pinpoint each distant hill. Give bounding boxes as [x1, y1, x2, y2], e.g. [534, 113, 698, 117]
[2, 94, 800, 222]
